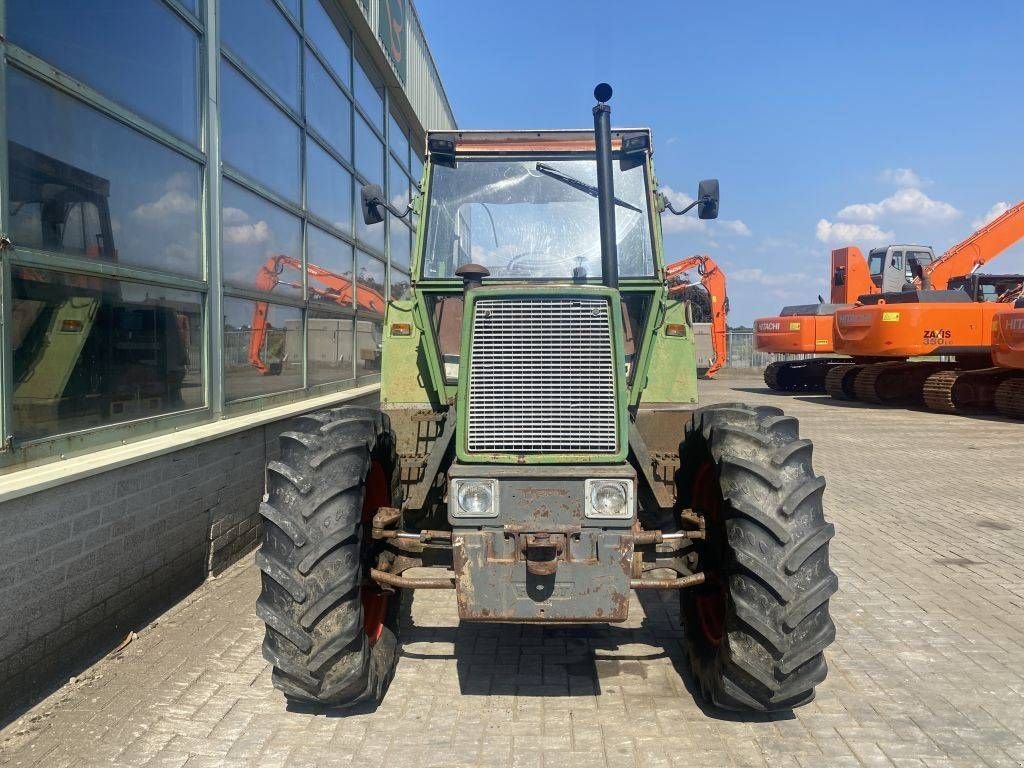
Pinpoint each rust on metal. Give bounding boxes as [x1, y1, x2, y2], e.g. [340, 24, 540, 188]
[630, 572, 706, 590]
[370, 568, 455, 589]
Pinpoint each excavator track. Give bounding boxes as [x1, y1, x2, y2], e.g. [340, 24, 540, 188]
[922, 370, 960, 413]
[765, 358, 851, 393]
[994, 377, 1024, 419]
[824, 364, 861, 400]
[922, 368, 1016, 414]
[853, 361, 949, 405]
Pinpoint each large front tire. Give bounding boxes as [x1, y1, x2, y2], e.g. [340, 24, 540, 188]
[256, 407, 401, 708]
[678, 403, 837, 711]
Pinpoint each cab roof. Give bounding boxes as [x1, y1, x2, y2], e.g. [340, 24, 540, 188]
[426, 128, 653, 156]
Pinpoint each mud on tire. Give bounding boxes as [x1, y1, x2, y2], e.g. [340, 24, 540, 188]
[678, 403, 837, 711]
[256, 406, 401, 708]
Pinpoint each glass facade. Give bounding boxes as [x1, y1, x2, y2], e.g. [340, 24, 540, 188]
[0, 0, 428, 461]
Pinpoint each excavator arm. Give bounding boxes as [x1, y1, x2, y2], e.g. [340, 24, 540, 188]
[249, 255, 388, 375]
[922, 200, 1024, 289]
[665, 255, 729, 378]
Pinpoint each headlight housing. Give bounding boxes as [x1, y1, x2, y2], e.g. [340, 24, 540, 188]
[584, 479, 634, 519]
[450, 478, 499, 518]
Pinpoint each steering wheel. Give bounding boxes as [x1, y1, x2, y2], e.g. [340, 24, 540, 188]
[499, 251, 560, 277]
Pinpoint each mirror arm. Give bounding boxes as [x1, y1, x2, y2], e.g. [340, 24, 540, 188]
[665, 195, 712, 216]
[371, 196, 414, 220]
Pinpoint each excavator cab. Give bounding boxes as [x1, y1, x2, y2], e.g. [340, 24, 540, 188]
[867, 245, 936, 293]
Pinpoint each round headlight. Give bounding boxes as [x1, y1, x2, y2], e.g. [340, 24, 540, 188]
[591, 482, 627, 517]
[458, 482, 493, 516]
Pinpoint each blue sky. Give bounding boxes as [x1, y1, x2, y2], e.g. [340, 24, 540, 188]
[416, 0, 1024, 324]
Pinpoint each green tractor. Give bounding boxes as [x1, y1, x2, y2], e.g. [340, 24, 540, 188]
[255, 85, 837, 712]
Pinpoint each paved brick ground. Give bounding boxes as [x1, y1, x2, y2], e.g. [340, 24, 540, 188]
[3, 372, 1024, 768]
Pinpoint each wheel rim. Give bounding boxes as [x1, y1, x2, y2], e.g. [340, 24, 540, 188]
[361, 460, 390, 645]
[692, 460, 727, 648]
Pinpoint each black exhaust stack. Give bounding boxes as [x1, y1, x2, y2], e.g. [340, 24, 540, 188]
[592, 83, 618, 289]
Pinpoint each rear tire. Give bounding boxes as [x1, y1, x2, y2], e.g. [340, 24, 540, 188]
[256, 406, 401, 708]
[678, 403, 837, 711]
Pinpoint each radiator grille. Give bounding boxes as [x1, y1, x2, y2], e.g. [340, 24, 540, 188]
[467, 297, 618, 453]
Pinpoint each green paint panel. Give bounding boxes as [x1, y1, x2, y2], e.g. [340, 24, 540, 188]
[380, 299, 434, 407]
[637, 297, 698, 405]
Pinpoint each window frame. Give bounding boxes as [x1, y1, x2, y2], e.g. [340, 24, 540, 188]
[0, 0, 408, 468]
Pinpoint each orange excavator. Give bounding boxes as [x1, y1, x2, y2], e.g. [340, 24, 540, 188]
[991, 297, 1024, 418]
[665, 255, 728, 378]
[249, 254, 387, 374]
[755, 246, 880, 391]
[826, 200, 1024, 405]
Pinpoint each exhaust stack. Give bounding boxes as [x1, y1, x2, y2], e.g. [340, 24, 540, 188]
[592, 83, 618, 289]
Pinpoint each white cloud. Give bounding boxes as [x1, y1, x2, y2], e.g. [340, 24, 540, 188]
[222, 206, 250, 226]
[972, 201, 1012, 229]
[836, 187, 960, 223]
[816, 219, 895, 245]
[730, 267, 812, 287]
[659, 186, 750, 236]
[224, 219, 271, 245]
[132, 189, 196, 220]
[879, 168, 926, 188]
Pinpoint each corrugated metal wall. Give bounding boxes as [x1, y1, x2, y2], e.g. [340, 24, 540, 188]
[345, 0, 456, 136]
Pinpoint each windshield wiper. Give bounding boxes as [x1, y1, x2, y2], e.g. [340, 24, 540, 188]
[535, 163, 642, 213]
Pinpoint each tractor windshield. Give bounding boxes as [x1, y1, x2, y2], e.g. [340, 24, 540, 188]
[422, 156, 654, 279]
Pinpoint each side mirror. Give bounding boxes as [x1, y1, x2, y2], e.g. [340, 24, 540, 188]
[360, 183, 386, 226]
[697, 179, 719, 220]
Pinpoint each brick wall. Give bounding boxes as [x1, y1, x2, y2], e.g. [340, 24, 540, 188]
[0, 395, 375, 719]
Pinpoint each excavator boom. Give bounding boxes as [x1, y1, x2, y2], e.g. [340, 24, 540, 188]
[665, 255, 728, 378]
[249, 255, 387, 375]
[923, 200, 1024, 289]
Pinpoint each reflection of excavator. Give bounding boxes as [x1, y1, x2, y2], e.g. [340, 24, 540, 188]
[756, 246, 882, 391]
[991, 297, 1024, 418]
[10, 142, 190, 436]
[827, 200, 1024, 405]
[249, 255, 387, 374]
[665, 255, 727, 378]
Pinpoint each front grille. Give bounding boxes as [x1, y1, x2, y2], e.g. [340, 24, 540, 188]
[467, 297, 618, 453]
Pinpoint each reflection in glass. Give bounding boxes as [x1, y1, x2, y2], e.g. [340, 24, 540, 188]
[8, 0, 200, 143]
[221, 60, 301, 201]
[222, 180, 302, 297]
[388, 114, 410, 169]
[354, 55, 384, 129]
[306, 138, 353, 233]
[410, 152, 424, 186]
[308, 311, 354, 386]
[305, 48, 352, 158]
[303, 0, 350, 85]
[279, 0, 300, 19]
[389, 216, 412, 272]
[390, 269, 412, 301]
[355, 114, 384, 187]
[223, 298, 302, 400]
[423, 158, 654, 279]
[356, 252, 387, 315]
[7, 70, 202, 277]
[221, 0, 300, 110]
[389, 156, 410, 212]
[307, 225, 354, 307]
[356, 318, 383, 374]
[12, 267, 203, 441]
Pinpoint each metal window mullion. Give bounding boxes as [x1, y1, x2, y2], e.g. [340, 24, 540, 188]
[220, 47, 303, 127]
[5, 46, 205, 165]
[204, 0, 224, 417]
[222, 165, 305, 219]
[382, 84, 391, 301]
[0, 18, 12, 449]
[300, 35, 309, 394]
[304, 37, 356, 105]
[162, 0, 205, 33]
[223, 286, 308, 311]
[10, 248, 207, 293]
[307, 125, 357, 178]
